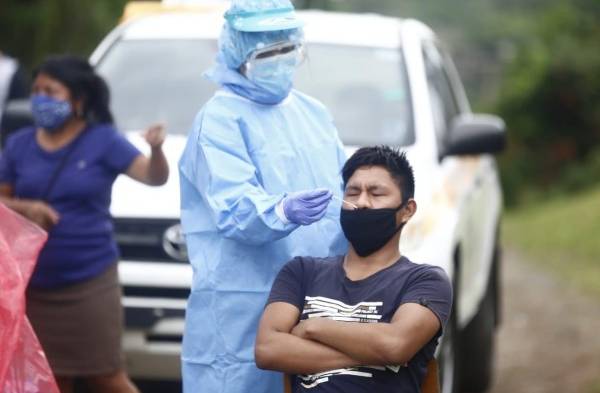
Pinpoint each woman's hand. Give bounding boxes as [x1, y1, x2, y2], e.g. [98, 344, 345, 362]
[25, 201, 60, 230]
[127, 123, 169, 186]
[144, 123, 166, 150]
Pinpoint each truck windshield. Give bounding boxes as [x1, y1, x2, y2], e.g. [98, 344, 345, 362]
[96, 38, 413, 146]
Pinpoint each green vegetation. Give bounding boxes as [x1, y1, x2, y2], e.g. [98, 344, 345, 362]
[586, 380, 600, 393]
[0, 0, 127, 72]
[496, 0, 600, 206]
[503, 185, 600, 298]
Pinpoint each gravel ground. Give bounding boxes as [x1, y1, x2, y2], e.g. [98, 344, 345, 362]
[487, 248, 600, 393]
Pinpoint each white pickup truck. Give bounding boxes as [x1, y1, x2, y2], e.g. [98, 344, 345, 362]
[89, 4, 505, 393]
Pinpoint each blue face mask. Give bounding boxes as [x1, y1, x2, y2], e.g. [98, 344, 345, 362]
[31, 94, 73, 132]
[245, 50, 300, 103]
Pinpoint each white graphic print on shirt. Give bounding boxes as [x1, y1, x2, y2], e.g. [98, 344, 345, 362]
[299, 296, 403, 389]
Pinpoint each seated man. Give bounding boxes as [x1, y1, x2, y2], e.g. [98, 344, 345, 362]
[255, 146, 453, 392]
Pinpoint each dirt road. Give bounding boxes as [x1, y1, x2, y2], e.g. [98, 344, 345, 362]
[487, 248, 600, 393]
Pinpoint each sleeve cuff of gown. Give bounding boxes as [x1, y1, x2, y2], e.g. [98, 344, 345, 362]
[275, 199, 290, 225]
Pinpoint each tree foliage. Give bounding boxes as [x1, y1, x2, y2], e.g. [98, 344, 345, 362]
[495, 0, 600, 204]
[0, 0, 127, 72]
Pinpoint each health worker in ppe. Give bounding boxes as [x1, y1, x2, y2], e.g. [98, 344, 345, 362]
[178, 1, 348, 392]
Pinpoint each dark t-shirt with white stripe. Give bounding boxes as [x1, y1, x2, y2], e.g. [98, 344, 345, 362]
[267, 255, 453, 393]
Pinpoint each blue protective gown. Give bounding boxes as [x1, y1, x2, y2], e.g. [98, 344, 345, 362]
[179, 63, 348, 393]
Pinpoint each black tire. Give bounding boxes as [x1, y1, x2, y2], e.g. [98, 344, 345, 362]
[492, 245, 502, 328]
[438, 262, 460, 393]
[458, 248, 498, 393]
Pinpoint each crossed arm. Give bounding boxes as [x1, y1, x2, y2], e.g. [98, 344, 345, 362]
[254, 301, 441, 375]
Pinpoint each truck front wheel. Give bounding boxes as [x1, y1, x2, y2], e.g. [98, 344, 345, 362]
[458, 245, 499, 392]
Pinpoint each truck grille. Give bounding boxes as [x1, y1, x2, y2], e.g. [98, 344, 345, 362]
[123, 286, 190, 299]
[114, 218, 188, 263]
[122, 285, 189, 330]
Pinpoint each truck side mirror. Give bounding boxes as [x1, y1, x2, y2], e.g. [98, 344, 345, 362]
[443, 114, 506, 157]
[1, 99, 33, 149]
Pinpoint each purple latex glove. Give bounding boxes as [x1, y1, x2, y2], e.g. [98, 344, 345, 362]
[282, 188, 333, 225]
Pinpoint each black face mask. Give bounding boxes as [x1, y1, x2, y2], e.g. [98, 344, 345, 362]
[340, 202, 406, 257]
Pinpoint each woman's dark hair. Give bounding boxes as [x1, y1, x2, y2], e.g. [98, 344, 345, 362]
[33, 54, 113, 124]
[342, 145, 415, 203]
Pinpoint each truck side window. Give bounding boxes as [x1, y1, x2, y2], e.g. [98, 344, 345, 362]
[423, 41, 460, 151]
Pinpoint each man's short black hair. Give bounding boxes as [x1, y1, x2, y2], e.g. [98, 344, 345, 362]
[342, 146, 415, 202]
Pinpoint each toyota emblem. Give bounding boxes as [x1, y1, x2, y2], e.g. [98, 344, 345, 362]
[163, 224, 188, 262]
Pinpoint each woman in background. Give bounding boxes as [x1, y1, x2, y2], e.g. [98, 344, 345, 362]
[0, 55, 169, 393]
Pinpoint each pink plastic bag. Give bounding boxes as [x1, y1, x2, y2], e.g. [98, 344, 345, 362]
[0, 202, 59, 393]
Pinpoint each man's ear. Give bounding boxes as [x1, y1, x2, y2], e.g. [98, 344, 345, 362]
[399, 199, 417, 224]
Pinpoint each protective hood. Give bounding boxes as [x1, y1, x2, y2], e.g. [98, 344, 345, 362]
[224, 0, 304, 32]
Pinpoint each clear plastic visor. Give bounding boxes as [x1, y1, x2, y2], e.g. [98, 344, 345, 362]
[245, 41, 305, 69]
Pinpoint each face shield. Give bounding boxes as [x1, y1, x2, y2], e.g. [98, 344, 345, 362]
[244, 40, 305, 79]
